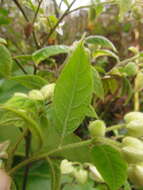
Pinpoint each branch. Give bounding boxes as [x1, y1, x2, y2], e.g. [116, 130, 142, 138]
[12, 0, 29, 22]
[32, 0, 43, 24]
[41, 0, 77, 46]
[14, 59, 28, 75]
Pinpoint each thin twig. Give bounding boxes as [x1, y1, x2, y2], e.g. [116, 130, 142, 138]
[52, 0, 60, 18]
[12, 0, 29, 22]
[22, 132, 32, 190]
[32, 0, 43, 24]
[41, 0, 77, 46]
[14, 59, 28, 75]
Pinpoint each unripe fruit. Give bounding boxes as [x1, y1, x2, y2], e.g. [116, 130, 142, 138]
[60, 160, 74, 174]
[28, 90, 44, 100]
[126, 120, 143, 137]
[122, 136, 143, 149]
[122, 146, 143, 163]
[128, 164, 143, 187]
[40, 83, 55, 100]
[124, 62, 138, 76]
[124, 111, 143, 124]
[88, 120, 106, 137]
[73, 169, 88, 184]
[0, 169, 11, 190]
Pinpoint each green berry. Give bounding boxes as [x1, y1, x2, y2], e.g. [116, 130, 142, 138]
[126, 120, 143, 137]
[128, 164, 143, 187]
[124, 111, 143, 124]
[40, 83, 55, 100]
[122, 146, 143, 164]
[88, 120, 106, 137]
[124, 62, 138, 76]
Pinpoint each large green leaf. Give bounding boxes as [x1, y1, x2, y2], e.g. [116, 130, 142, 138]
[91, 145, 127, 190]
[85, 35, 117, 52]
[53, 41, 93, 143]
[0, 45, 12, 78]
[92, 67, 104, 100]
[11, 75, 48, 89]
[33, 45, 69, 64]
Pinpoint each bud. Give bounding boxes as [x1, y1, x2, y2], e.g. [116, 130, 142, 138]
[88, 164, 104, 183]
[126, 120, 143, 137]
[124, 62, 138, 76]
[124, 111, 143, 124]
[73, 169, 88, 184]
[60, 160, 74, 174]
[122, 137, 143, 149]
[40, 83, 55, 100]
[122, 146, 143, 163]
[128, 164, 143, 187]
[0, 169, 11, 190]
[88, 120, 106, 137]
[28, 90, 44, 100]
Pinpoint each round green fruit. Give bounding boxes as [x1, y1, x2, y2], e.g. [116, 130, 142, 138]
[124, 62, 138, 76]
[126, 120, 143, 137]
[122, 146, 143, 164]
[128, 164, 143, 187]
[122, 136, 143, 149]
[124, 111, 143, 124]
[88, 120, 106, 137]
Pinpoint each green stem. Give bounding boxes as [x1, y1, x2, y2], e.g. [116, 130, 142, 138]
[9, 139, 92, 175]
[6, 129, 28, 170]
[106, 124, 125, 132]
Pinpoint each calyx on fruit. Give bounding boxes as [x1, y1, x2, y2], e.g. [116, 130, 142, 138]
[88, 120, 106, 137]
[124, 111, 143, 124]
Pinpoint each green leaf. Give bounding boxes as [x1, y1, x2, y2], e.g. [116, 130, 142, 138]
[91, 145, 128, 190]
[0, 45, 12, 78]
[33, 45, 69, 64]
[53, 41, 93, 143]
[92, 67, 104, 100]
[1, 106, 43, 149]
[86, 105, 98, 118]
[93, 49, 119, 62]
[85, 35, 117, 52]
[11, 75, 48, 89]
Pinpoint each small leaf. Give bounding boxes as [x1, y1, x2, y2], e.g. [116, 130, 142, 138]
[53, 41, 93, 142]
[11, 75, 48, 89]
[33, 45, 69, 64]
[93, 49, 119, 62]
[91, 145, 128, 190]
[92, 67, 104, 100]
[0, 45, 12, 78]
[86, 105, 98, 119]
[85, 35, 117, 52]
